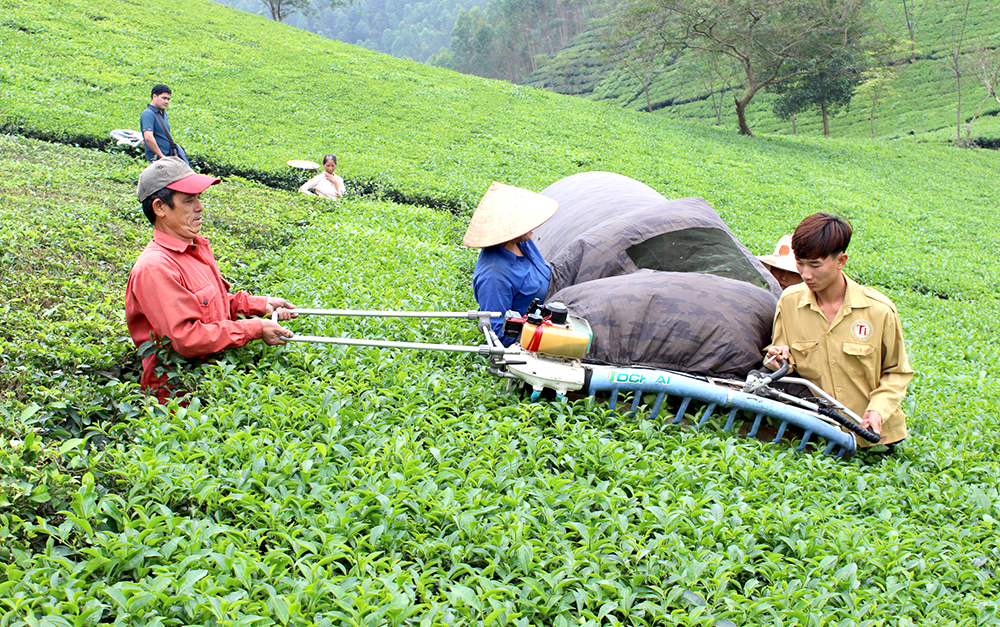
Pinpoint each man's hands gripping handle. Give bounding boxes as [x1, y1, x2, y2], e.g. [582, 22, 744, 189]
[264, 300, 297, 345]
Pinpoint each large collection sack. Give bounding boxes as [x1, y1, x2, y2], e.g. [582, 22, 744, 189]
[550, 270, 778, 376]
[535, 171, 780, 295]
[534, 172, 780, 376]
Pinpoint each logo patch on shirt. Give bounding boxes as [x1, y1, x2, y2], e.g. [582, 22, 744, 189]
[851, 319, 873, 341]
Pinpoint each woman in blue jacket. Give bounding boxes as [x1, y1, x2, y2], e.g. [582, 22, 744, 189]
[464, 182, 558, 346]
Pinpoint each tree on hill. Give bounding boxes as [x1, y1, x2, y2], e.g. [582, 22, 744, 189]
[767, 52, 862, 138]
[432, 6, 502, 76]
[256, 0, 313, 21]
[608, 0, 875, 136]
[694, 55, 729, 125]
[856, 62, 896, 138]
[964, 36, 1000, 144]
[254, 0, 353, 22]
[603, 19, 669, 113]
[886, 0, 925, 64]
[945, 0, 972, 145]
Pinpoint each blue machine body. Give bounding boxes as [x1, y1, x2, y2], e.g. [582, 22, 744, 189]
[585, 365, 858, 458]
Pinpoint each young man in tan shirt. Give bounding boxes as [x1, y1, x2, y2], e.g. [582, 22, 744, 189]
[765, 213, 913, 452]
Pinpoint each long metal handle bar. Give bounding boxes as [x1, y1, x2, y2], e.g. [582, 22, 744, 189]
[275, 308, 509, 356]
[710, 373, 864, 427]
[748, 375, 878, 443]
[285, 334, 504, 355]
[727, 364, 865, 427]
[289, 308, 503, 320]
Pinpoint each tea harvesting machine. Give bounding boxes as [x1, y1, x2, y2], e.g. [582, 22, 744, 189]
[275, 301, 879, 459]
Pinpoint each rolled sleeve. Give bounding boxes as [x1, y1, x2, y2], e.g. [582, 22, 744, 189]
[230, 291, 269, 318]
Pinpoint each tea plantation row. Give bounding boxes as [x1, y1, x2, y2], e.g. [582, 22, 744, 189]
[2, 133, 1000, 625]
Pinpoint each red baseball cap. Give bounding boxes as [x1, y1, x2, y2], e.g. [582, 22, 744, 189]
[137, 156, 221, 201]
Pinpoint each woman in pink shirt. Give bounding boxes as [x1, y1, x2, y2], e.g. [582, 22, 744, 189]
[299, 154, 346, 199]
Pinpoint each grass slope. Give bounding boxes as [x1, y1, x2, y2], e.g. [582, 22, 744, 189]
[525, 0, 1000, 142]
[1, 0, 659, 209]
[2, 0, 1000, 623]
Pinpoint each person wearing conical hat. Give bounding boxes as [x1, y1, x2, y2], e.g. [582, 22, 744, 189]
[757, 234, 803, 291]
[464, 182, 558, 346]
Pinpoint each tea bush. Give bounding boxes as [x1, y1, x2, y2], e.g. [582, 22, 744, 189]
[3, 0, 1000, 622]
[3, 134, 1000, 625]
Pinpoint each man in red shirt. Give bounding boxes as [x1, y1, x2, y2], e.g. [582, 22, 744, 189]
[126, 157, 295, 400]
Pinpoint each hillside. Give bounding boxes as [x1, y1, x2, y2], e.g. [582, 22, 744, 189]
[2, 0, 678, 210]
[525, 0, 1000, 142]
[4, 0, 1000, 624]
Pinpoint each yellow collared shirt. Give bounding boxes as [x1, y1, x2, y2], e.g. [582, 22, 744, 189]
[770, 275, 913, 446]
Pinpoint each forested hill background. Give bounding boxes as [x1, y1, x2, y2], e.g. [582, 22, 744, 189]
[213, 0, 488, 63]
[523, 0, 1000, 141]
[212, 0, 604, 81]
[213, 0, 1000, 143]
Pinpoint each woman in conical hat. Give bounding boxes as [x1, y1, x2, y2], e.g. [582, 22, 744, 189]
[464, 182, 558, 346]
[757, 234, 802, 291]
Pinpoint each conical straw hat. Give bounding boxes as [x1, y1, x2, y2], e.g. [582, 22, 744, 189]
[463, 182, 559, 248]
[757, 234, 799, 274]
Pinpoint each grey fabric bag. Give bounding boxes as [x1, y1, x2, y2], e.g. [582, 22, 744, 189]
[535, 172, 779, 376]
[550, 270, 777, 376]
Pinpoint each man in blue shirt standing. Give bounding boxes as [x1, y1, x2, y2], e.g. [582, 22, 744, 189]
[140, 84, 189, 165]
